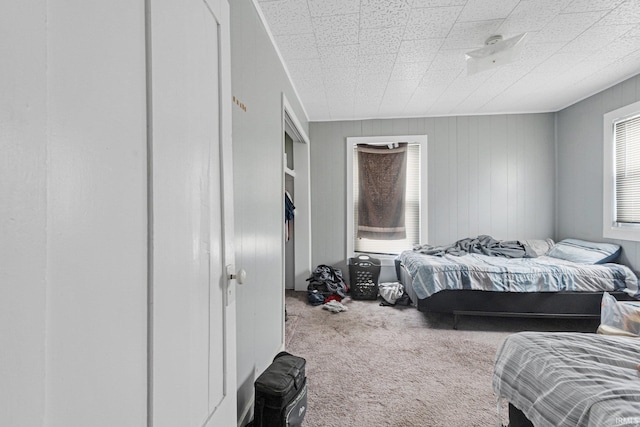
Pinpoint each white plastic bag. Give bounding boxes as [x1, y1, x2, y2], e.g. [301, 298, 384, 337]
[378, 282, 404, 305]
[599, 292, 640, 337]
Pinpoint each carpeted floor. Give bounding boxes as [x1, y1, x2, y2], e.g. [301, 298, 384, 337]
[284, 290, 600, 427]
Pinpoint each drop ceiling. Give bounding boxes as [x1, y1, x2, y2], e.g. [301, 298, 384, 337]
[254, 0, 640, 121]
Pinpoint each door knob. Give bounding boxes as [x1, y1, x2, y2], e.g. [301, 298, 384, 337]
[229, 268, 246, 285]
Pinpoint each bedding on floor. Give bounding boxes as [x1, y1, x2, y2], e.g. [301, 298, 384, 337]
[493, 332, 640, 427]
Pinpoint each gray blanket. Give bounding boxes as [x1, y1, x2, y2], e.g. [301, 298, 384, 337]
[494, 332, 640, 426]
[413, 235, 536, 258]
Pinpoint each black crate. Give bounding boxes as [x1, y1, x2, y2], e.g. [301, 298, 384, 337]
[348, 255, 381, 300]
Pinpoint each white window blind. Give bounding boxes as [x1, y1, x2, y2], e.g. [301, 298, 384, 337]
[353, 143, 420, 255]
[615, 113, 640, 224]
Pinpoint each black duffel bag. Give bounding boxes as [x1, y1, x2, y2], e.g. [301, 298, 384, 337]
[252, 351, 307, 427]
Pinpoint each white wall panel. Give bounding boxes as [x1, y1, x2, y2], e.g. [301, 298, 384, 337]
[45, 1, 147, 425]
[0, 1, 47, 425]
[457, 116, 470, 239]
[230, 0, 309, 421]
[557, 73, 640, 272]
[467, 116, 481, 237]
[310, 113, 556, 274]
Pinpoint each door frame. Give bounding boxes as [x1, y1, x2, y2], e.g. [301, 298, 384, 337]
[281, 94, 311, 339]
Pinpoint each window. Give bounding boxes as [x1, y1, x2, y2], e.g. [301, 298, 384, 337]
[603, 100, 640, 241]
[346, 135, 428, 258]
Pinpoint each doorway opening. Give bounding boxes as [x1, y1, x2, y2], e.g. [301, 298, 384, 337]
[282, 94, 311, 292]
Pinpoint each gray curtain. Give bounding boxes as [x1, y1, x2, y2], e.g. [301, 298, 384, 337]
[357, 143, 407, 240]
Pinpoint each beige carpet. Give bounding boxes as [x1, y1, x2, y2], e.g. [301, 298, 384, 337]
[284, 290, 600, 427]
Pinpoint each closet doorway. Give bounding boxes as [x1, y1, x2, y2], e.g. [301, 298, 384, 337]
[282, 94, 311, 291]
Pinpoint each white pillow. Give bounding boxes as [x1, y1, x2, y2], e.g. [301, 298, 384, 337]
[522, 238, 555, 257]
[546, 238, 621, 264]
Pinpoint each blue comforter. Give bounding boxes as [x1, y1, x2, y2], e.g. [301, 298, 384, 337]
[398, 250, 639, 299]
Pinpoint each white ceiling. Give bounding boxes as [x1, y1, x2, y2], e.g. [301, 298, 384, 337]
[254, 0, 640, 121]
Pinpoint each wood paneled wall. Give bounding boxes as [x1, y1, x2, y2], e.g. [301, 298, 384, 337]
[310, 114, 556, 272]
[557, 74, 640, 272]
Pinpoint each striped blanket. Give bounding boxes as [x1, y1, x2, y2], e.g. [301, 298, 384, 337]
[493, 332, 640, 426]
[398, 250, 639, 299]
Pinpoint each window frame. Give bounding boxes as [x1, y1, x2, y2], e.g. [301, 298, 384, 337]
[603, 99, 640, 241]
[346, 135, 428, 265]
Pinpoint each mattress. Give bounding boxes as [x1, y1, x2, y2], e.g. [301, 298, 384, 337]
[398, 250, 639, 300]
[493, 331, 640, 427]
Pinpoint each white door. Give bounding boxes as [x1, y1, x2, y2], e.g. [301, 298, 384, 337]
[149, 0, 237, 426]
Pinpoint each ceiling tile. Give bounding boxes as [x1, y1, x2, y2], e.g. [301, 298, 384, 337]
[351, 107, 382, 119]
[418, 67, 462, 87]
[355, 87, 386, 101]
[379, 104, 411, 118]
[428, 49, 468, 70]
[359, 27, 404, 55]
[328, 105, 356, 120]
[532, 11, 607, 44]
[447, 71, 496, 92]
[358, 53, 397, 75]
[559, 24, 635, 53]
[312, 14, 359, 46]
[286, 57, 323, 71]
[384, 80, 421, 96]
[591, 34, 640, 65]
[497, 0, 572, 34]
[458, 0, 519, 22]
[515, 41, 565, 69]
[318, 45, 360, 68]
[605, 50, 640, 77]
[326, 90, 356, 106]
[257, 0, 312, 35]
[441, 19, 504, 49]
[599, 0, 640, 25]
[412, 0, 466, 6]
[389, 61, 431, 82]
[307, 0, 360, 17]
[355, 98, 385, 112]
[296, 88, 328, 103]
[626, 23, 640, 38]
[357, 72, 391, 87]
[563, 0, 625, 13]
[360, 0, 412, 28]
[274, 33, 319, 60]
[406, 86, 445, 106]
[286, 58, 324, 82]
[427, 91, 468, 114]
[461, 81, 513, 108]
[323, 67, 359, 87]
[356, 75, 391, 100]
[403, 6, 464, 40]
[531, 52, 591, 74]
[295, 84, 326, 101]
[397, 38, 444, 62]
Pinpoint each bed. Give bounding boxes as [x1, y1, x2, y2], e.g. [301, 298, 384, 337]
[493, 331, 640, 426]
[396, 237, 639, 328]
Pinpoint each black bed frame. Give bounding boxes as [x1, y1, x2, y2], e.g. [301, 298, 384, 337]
[416, 289, 633, 329]
[508, 404, 534, 427]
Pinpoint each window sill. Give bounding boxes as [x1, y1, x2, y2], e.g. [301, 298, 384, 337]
[603, 225, 640, 242]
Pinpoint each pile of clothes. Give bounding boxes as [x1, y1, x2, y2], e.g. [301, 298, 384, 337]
[306, 265, 349, 313]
